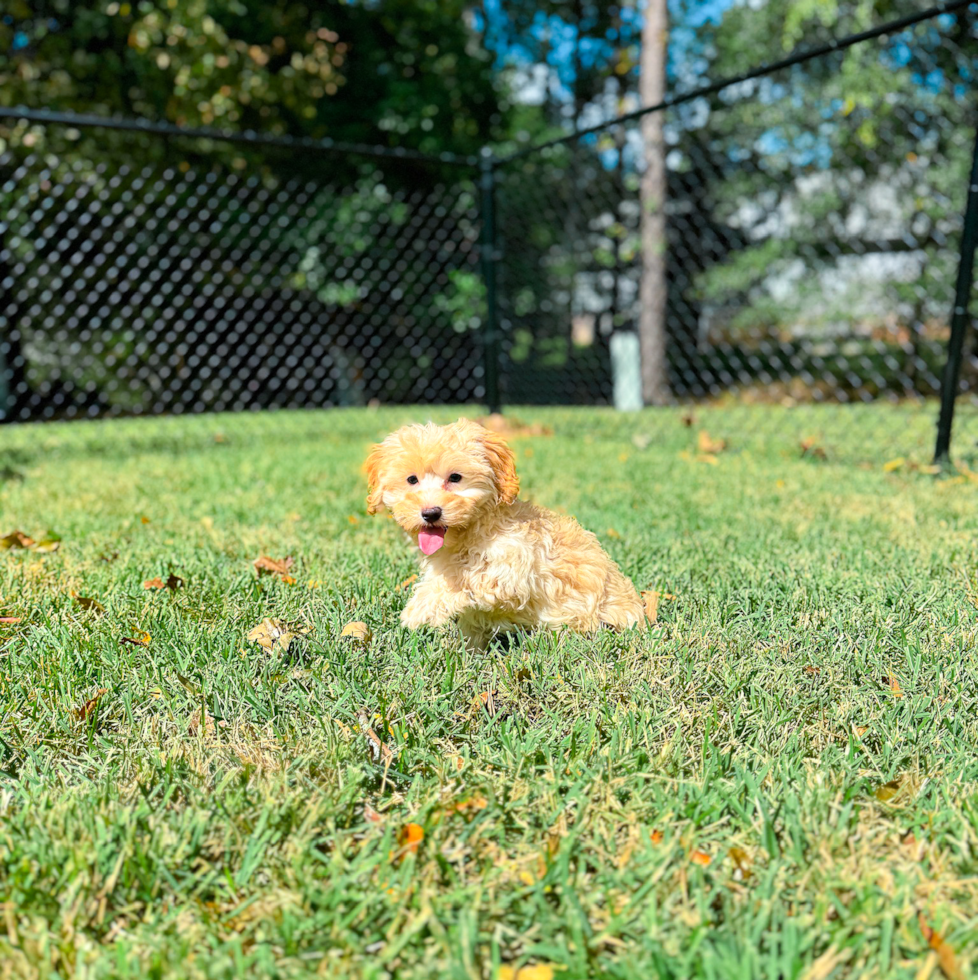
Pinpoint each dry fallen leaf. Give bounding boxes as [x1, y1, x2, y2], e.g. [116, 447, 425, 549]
[883, 457, 906, 473]
[800, 437, 827, 460]
[641, 590, 676, 624]
[188, 707, 227, 735]
[357, 711, 394, 767]
[803, 665, 821, 675]
[728, 846, 752, 880]
[73, 594, 105, 614]
[446, 796, 488, 817]
[887, 674, 904, 699]
[253, 555, 296, 583]
[697, 431, 727, 454]
[120, 631, 152, 647]
[875, 779, 903, 803]
[393, 822, 424, 861]
[246, 618, 312, 653]
[649, 829, 664, 845]
[0, 616, 22, 624]
[498, 964, 559, 980]
[143, 573, 184, 591]
[918, 911, 963, 980]
[690, 849, 712, 867]
[74, 687, 108, 721]
[0, 530, 35, 549]
[473, 690, 499, 717]
[643, 590, 661, 623]
[340, 620, 372, 644]
[396, 574, 418, 591]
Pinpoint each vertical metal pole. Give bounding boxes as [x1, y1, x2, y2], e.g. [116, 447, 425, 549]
[479, 147, 502, 415]
[0, 224, 13, 422]
[934, 123, 978, 464]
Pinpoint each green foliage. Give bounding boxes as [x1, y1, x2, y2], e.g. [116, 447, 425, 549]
[685, 1, 972, 336]
[0, 0, 505, 155]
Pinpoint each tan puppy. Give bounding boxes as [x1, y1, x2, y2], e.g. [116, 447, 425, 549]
[365, 418, 644, 649]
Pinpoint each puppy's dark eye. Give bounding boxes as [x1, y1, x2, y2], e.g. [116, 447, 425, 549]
[448, 473, 462, 483]
[406, 475, 419, 485]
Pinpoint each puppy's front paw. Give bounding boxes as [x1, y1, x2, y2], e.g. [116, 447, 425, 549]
[400, 598, 452, 630]
[400, 604, 433, 630]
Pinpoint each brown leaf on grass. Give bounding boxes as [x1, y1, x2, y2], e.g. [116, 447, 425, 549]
[641, 590, 676, 623]
[188, 707, 227, 736]
[446, 796, 488, 817]
[363, 804, 385, 825]
[690, 849, 712, 867]
[74, 687, 108, 721]
[73, 594, 105, 614]
[357, 711, 394, 767]
[803, 665, 821, 675]
[875, 779, 903, 803]
[120, 631, 151, 647]
[340, 620, 372, 644]
[0, 616, 22, 624]
[1, 530, 35, 549]
[390, 822, 424, 863]
[473, 690, 499, 717]
[643, 590, 661, 623]
[901, 831, 925, 860]
[883, 457, 906, 473]
[649, 829, 664, 845]
[396, 574, 418, 591]
[887, 674, 904, 698]
[246, 618, 312, 653]
[697, 431, 727, 454]
[918, 911, 963, 980]
[800, 437, 828, 460]
[253, 555, 296, 583]
[728, 846, 753, 880]
[142, 573, 184, 590]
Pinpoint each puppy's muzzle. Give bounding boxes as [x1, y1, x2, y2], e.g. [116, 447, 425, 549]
[421, 506, 443, 525]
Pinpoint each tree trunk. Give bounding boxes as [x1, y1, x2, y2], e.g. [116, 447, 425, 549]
[639, 0, 670, 405]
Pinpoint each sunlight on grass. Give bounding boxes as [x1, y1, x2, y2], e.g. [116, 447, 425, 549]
[1, 405, 978, 978]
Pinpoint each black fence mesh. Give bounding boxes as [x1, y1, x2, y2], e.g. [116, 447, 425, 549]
[1, 5, 976, 461]
[493, 11, 972, 417]
[0, 135, 484, 420]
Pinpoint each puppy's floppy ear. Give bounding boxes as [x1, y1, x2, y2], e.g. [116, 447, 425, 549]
[481, 429, 519, 505]
[364, 443, 388, 515]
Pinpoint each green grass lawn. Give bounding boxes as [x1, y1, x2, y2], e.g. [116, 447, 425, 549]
[2, 404, 978, 979]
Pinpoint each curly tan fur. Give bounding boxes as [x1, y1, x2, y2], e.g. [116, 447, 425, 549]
[365, 418, 644, 649]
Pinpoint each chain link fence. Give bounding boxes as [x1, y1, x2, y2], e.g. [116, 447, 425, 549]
[1, 3, 976, 460]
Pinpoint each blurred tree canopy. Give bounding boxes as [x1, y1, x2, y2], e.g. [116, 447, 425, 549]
[0, 0, 505, 156]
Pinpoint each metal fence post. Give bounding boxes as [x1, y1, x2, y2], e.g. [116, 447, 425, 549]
[934, 124, 978, 465]
[479, 147, 502, 415]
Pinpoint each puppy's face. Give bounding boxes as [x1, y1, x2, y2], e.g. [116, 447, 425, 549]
[365, 418, 519, 555]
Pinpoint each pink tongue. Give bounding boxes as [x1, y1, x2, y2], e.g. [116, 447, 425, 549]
[418, 527, 446, 555]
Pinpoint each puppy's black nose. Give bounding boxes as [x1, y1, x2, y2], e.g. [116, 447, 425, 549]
[421, 506, 443, 524]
